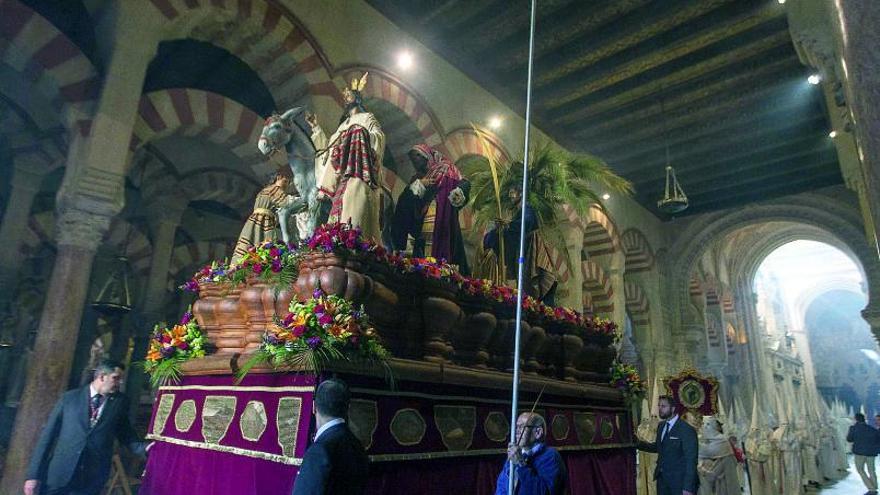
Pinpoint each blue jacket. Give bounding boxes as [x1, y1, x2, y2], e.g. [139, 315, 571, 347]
[637, 417, 699, 493]
[495, 443, 567, 495]
[292, 422, 369, 495]
[847, 422, 880, 456]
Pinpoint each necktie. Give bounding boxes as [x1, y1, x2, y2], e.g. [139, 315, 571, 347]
[661, 421, 671, 442]
[90, 394, 103, 425]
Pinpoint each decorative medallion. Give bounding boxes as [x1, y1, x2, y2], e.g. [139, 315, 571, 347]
[600, 417, 615, 440]
[348, 399, 378, 450]
[678, 379, 706, 410]
[277, 397, 303, 458]
[202, 396, 237, 444]
[152, 393, 175, 436]
[240, 400, 268, 442]
[434, 405, 476, 451]
[551, 414, 570, 441]
[174, 399, 197, 433]
[390, 408, 426, 446]
[484, 412, 509, 443]
[573, 412, 596, 445]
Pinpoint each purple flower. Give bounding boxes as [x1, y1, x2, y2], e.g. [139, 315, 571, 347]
[307, 336, 322, 349]
[252, 264, 264, 274]
[178, 341, 189, 350]
[318, 313, 333, 326]
[271, 260, 282, 273]
[160, 346, 175, 358]
[312, 288, 325, 299]
[270, 247, 281, 258]
[265, 334, 282, 346]
[283, 313, 295, 326]
[180, 312, 193, 325]
[314, 304, 325, 314]
[183, 280, 200, 293]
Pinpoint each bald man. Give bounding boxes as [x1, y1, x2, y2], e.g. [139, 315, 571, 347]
[495, 412, 567, 495]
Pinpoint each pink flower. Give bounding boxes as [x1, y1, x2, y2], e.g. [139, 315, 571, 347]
[252, 264, 264, 274]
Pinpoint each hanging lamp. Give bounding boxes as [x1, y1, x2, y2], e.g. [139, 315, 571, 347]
[91, 254, 133, 317]
[656, 88, 689, 214]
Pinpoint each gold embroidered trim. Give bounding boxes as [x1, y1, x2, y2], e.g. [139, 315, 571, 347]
[277, 397, 303, 458]
[483, 411, 509, 443]
[390, 408, 426, 446]
[159, 385, 315, 393]
[434, 405, 476, 451]
[202, 396, 237, 444]
[240, 400, 268, 442]
[350, 387, 625, 411]
[574, 412, 597, 446]
[552, 414, 570, 441]
[146, 434, 302, 465]
[174, 400, 197, 434]
[349, 399, 378, 450]
[367, 442, 636, 462]
[152, 394, 175, 436]
[600, 417, 615, 440]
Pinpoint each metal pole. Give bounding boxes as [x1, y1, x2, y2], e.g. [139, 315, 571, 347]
[508, 0, 537, 492]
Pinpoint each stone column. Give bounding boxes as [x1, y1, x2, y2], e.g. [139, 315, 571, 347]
[0, 206, 114, 492]
[0, 155, 52, 306]
[834, 0, 880, 258]
[125, 202, 184, 416]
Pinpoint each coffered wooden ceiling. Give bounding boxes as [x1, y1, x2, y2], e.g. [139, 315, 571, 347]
[366, 0, 841, 217]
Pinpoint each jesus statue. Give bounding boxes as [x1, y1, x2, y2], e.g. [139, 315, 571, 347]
[309, 73, 385, 243]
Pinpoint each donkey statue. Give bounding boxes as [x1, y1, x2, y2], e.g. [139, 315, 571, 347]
[257, 107, 322, 242]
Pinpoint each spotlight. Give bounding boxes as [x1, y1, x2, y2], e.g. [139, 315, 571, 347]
[397, 51, 413, 70]
[488, 116, 502, 130]
[808, 74, 821, 85]
[602, 193, 611, 200]
[777, 0, 785, 4]
[829, 130, 838, 138]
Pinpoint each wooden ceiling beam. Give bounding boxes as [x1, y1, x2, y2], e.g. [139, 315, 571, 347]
[538, 0, 782, 109]
[549, 30, 792, 125]
[673, 163, 840, 205]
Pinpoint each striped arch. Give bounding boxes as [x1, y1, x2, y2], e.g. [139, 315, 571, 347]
[688, 274, 704, 299]
[579, 205, 620, 258]
[147, 0, 338, 107]
[624, 280, 650, 326]
[546, 245, 571, 285]
[131, 89, 269, 175]
[0, 0, 101, 136]
[582, 260, 614, 315]
[621, 228, 655, 273]
[167, 240, 234, 290]
[22, 212, 153, 276]
[341, 67, 444, 149]
[721, 293, 735, 314]
[180, 169, 262, 216]
[444, 127, 511, 165]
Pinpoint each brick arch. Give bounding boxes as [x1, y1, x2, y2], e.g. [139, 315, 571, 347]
[622, 228, 655, 273]
[578, 205, 620, 258]
[0, 0, 101, 136]
[167, 240, 234, 290]
[131, 89, 269, 174]
[147, 0, 338, 108]
[624, 280, 650, 326]
[444, 126, 511, 165]
[22, 212, 153, 276]
[180, 169, 262, 216]
[582, 259, 614, 315]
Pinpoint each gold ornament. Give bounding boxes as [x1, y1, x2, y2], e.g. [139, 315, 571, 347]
[350, 72, 369, 92]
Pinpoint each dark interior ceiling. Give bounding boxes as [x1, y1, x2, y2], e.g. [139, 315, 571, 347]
[366, 0, 841, 217]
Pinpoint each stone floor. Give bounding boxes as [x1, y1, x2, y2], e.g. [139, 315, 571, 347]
[810, 456, 870, 494]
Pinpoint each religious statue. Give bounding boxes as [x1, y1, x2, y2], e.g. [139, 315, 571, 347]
[232, 171, 296, 262]
[258, 107, 320, 241]
[482, 183, 557, 305]
[697, 417, 741, 495]
[391, 144, 470, 273]
[310, 72, 385, 243]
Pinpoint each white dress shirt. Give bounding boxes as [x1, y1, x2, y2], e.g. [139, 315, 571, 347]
[314, 418, 345, 442]
[661, 414, 679, 441]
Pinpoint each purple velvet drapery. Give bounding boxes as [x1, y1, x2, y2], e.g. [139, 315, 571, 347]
[365, 448, 635, 495]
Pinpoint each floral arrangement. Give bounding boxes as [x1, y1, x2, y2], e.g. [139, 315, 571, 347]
[183, 222, 618, 338]
[610, 360, 646, 402]
[237, 288, 390, 379]
[182, 240, 301, 293]
[144, 311, 207, 387]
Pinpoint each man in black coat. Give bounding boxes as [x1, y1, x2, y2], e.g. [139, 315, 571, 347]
[637, 395, 698, 495]
[292, 378, 369, 495]
[847, 412, 880, 495]
[24, 359, 147, 495]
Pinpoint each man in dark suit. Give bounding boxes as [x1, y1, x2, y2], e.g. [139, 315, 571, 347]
[637, 395, 698, 495]
[24, 359, 147, 495]
[293, 378, 369, 495]
[847, 412, 880, 495]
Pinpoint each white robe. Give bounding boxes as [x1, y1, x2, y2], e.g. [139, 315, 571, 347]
[312, 111, 385, 242]
[745, 429, 773, 495]
[699, 432, 741, 495]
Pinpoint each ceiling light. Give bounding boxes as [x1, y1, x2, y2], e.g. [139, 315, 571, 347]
[602, 193, 611, 200]
[397, 51, 413, 70]
[829, 130, 838, 138]
[808, 74, 821, 85]
[777, 0, 785, 4]
[488, 116, 502, 130]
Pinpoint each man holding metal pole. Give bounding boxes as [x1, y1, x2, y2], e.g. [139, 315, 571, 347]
[494, 412, 566, 495]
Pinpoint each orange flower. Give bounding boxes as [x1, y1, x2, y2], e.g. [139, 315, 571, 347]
[147, 349, 162, 361]
[329, 324, 345, 337]
[172, 325, 187, 339]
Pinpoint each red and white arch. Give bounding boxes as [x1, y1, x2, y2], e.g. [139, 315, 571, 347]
[582, 259, 614, 315]
[622, 228, 655, 273]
